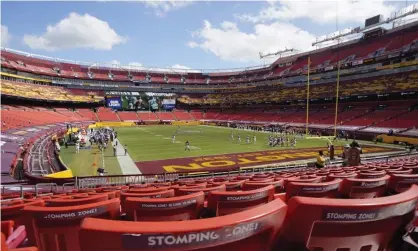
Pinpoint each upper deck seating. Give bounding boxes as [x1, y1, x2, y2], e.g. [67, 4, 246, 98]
[96, 108, 120, 121]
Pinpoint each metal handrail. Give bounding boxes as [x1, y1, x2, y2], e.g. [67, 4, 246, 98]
[35, 183, 58, 196]
[1, 185, 24, 198]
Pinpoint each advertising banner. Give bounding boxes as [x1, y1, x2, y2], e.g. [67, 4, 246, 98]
[106, 97, 122, 110]
[162, 99, 176, 111]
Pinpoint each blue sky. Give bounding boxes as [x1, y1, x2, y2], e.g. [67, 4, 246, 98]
[1, 1, 417, 70]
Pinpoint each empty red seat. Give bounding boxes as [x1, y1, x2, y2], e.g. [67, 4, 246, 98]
[358, 170, 387, 179]
[207, 185, 275, 216]
[234, 175, 253, 181]
[338, 175, 390, 198]
[276, 185, 418, 251]
[22, 198, 120, 251]
[211, 180, 245, 191]
[44, 194, 110, 206]
[128, 187, 170, 193]
[152, 182, 172, 187]
[1, 200, 45, 227]
[1, 221, 14, 239]
[79, 199, 287, 251]
[250, 177, 274, 182]
[387, 174, 418, 193]
[285, 179, 342, 202]
[180, 182, 208, 189]
[120, 190, 175, 213]
[124, 192, 205, 221]
[242, 180, 284, 193]
[328, 172, 358, 179]
[176, 184, 226, 196]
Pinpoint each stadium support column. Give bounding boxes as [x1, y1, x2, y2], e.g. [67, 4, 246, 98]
[333, 60, 341, 138]
[305, 56, 311, 136]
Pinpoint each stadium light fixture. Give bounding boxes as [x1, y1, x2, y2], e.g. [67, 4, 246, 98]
[313, 3, 418, 46]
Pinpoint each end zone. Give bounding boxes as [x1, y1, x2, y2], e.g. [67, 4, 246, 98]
[135, 145, 401, 174]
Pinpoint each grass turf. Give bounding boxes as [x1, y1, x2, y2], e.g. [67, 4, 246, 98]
[60, 143, 122, 177]
[116, 125, 344, 161]
[60, 125, 346, 176]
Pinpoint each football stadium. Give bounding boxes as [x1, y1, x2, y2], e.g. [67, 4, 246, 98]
[1, 1, 418, 250]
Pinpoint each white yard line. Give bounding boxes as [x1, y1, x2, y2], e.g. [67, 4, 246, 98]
[114, 139, 141, 174]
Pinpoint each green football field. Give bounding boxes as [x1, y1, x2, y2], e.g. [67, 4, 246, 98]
[60, 125, 345, 176]
[115, 125, 339, 161]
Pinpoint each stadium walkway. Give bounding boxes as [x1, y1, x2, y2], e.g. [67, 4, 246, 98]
[114, 139, 141, 174]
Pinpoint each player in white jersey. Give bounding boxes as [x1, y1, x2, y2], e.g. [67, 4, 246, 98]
[172, 135, 176, 143]
[75, 142, 80, 153]
[237, 135, 241, 143]
[253, 135, 256, 144]
[246, 136, 250, 144]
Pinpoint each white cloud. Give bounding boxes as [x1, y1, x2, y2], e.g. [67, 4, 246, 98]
[187, 41, 199, 48]
[171, 64, 191, 69]
[143, 0, 194, 17]
[23, 12, 126, 51]
[188, 20, 315, 63]
[123, 62, 198, 73]
[236, 0, 397, 24]
[1, 25, 12, 47]
[108, 60, 121, 65]
[128, 62, 144, 67]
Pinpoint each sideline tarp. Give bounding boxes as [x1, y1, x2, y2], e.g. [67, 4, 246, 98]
[44, 169, 74, 178]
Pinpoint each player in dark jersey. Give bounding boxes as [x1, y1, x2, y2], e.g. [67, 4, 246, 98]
[185, 140, 190, 151]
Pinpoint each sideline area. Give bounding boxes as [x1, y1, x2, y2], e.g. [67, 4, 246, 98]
[114, 139, 141, 175]
[59, 124, 407, 176]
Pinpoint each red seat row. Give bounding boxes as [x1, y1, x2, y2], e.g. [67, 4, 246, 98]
[2, 161, 418, 251]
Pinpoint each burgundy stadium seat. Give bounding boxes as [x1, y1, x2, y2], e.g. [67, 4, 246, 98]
[1, 200, 45, 227]
[250, 177, 274, 182]
[387, 168, 413, 174]
[387, 173, 418, 194]
[124, 192, 205, 221]
[207, 185, 275, 216]
[328, 172, 358, 179]
[79, 199, 287, 251]
[176, 184, 226, 196]
[211, 180, 245, 191]
[276, 185, 418, 251]
[242, 180, 284, 193]
[358, 170, 387, 179]
[22, 198, 120, 251]
[152, 182, 172, 187]
[285, 179, 342, 202]
[1, 221, 14, 239]
[120, 190, 175, 213]
[338, 175, 390, 198]
[284, 175, 323, 188]
[128, 187, 170, 193]
[234, 175, 253, 181]
[44, 194, 110, 207]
